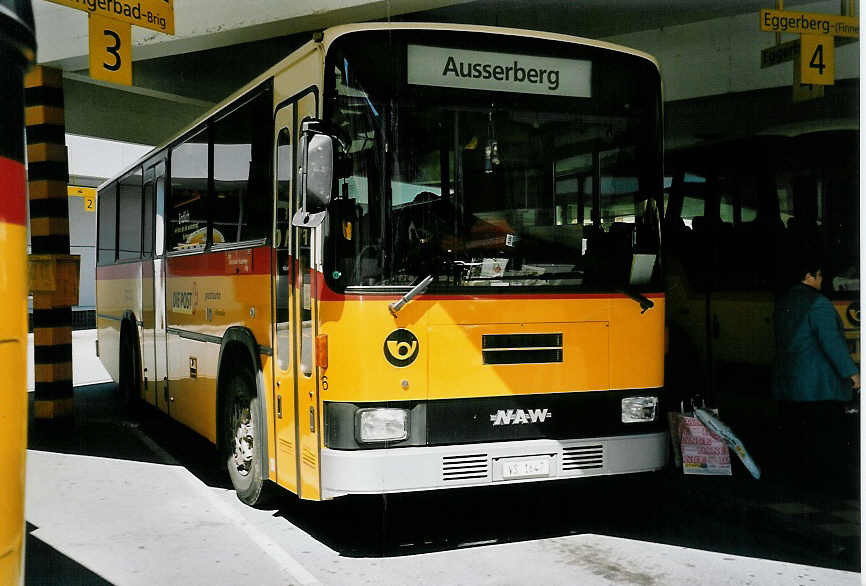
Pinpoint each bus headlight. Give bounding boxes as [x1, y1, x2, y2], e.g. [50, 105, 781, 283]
[621, 396, 658, 423]
[356, 408, 409, 442]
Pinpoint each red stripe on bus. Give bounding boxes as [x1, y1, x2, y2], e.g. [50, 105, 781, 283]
[96, 247, 272, 280]
[168, 247, 271, 277]
[0, 156, 27, 226]
[315, 272, 664, 302]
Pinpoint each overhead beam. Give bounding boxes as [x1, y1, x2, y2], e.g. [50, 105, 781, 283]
[61, 72, 213, 144]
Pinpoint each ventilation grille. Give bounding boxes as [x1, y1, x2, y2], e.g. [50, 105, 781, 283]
[562, 444, 604, 471]
[302, 448, 317, 469]
[278, 438, 294, 457]
[442, 454, 489, 481]
[482, 333, 563, 365]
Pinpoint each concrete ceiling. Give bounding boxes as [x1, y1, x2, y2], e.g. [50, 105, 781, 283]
[31, 0, 853, 145]
[393, 0, 820, 38]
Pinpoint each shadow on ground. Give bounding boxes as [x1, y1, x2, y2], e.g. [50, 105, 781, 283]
[25, 523, 112, 586]
[270, 470, 858, 572]
[28, 383, 860, 574]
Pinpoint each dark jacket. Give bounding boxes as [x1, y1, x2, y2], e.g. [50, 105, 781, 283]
[773, 283, 857, 402]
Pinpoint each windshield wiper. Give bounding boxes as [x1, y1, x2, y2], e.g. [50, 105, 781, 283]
[622, 288, 655, 314]
[389, 274, 434, 317]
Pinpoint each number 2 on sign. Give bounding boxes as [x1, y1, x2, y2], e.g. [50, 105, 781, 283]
[88, 14, 132, 86]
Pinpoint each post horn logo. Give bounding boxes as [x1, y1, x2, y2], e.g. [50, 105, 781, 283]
[384, 329, 419, 367]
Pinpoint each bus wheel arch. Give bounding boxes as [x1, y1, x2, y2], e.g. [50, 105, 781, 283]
[216, 328, 272, 506]
[118, 310, 141, 410]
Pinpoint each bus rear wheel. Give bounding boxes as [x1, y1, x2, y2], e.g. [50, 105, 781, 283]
[223, 374, 271, 506]
[118, 326, 140, 413]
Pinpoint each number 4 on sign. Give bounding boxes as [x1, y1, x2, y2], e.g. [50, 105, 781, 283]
[800, 34, 834, 85]
[89, 14, 132, 86]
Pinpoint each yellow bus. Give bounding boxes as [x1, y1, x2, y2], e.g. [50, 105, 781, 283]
[1, 0, 35, 581]
[96, 23, 667, 505]
[663, 127, 860, 398]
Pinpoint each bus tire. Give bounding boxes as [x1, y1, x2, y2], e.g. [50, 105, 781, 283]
[223, 373, 271, 507]
[118, 324, 140, 413]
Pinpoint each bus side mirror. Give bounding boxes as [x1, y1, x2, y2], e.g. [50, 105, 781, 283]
[293, 121, 335, 228]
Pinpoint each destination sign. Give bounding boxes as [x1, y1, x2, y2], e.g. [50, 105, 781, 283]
[45, 0, 174, 35]
[407, 45, 592, 98]
[760, 9, 858, 38]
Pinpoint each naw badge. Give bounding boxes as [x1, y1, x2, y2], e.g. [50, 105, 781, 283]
[384, 329, 419, 367]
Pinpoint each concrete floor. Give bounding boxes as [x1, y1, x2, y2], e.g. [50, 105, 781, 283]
[26, 443, 861, 586]
[24, 332, 862, 585]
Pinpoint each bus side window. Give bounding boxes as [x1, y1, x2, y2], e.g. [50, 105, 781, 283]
[155, 172, 165, 257]
[118, 168, 143, 260]
[733, 174, 785, 289]
[97, 183, 118, 265]
[168, 129, 208, 252]
[670, 171, 708, 288]
[299, 227, 313, 377]
[212, 88, 273, 245]
[276, 128, 291, 372]
[143, 171, 154, 257]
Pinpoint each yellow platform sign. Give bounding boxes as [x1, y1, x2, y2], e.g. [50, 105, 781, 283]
[45, 0, 174, 35]
[89, 14, 132, 86]
[68, 185, 97, 212]
[68, 186, 97, 198]
[792, 50, 825, 103]
[760, 9, 859, 38]
[800, 34, 835, 85]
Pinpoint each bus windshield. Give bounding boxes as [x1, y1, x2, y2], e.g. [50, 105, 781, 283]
[324, 31, 662, 292]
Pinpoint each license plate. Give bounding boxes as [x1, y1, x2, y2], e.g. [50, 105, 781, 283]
[501, 457, 551, 480]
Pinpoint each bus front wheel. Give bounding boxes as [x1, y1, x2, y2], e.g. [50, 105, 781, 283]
[223, 374, 270, 506]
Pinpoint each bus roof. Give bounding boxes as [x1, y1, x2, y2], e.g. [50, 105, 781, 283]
[99, 22, 660, 190]
[319, 22, 660, 69]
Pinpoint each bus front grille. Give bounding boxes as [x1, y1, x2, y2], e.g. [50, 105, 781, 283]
[562, 444, 604, 471]
[481, 333, 563, 365]
[442, 453, 489, 481]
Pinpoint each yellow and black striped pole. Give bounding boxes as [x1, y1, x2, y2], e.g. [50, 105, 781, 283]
[26, 66, 78, 421]
[0, 0, 36, 581]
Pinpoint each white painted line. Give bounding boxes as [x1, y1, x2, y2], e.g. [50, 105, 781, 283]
[124, 422, 179, 466]
[187, 482, 323, 586]
[127, 425, 322, 586]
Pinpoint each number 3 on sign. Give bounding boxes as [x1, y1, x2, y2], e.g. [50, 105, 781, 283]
[89, 14, 132, 86]
[800, 34, 834, 86]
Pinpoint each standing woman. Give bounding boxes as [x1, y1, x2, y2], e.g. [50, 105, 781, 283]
[773, 257, 860, 489]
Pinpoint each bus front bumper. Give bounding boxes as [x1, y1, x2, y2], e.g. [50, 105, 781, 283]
[320, 431, 668, 499]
